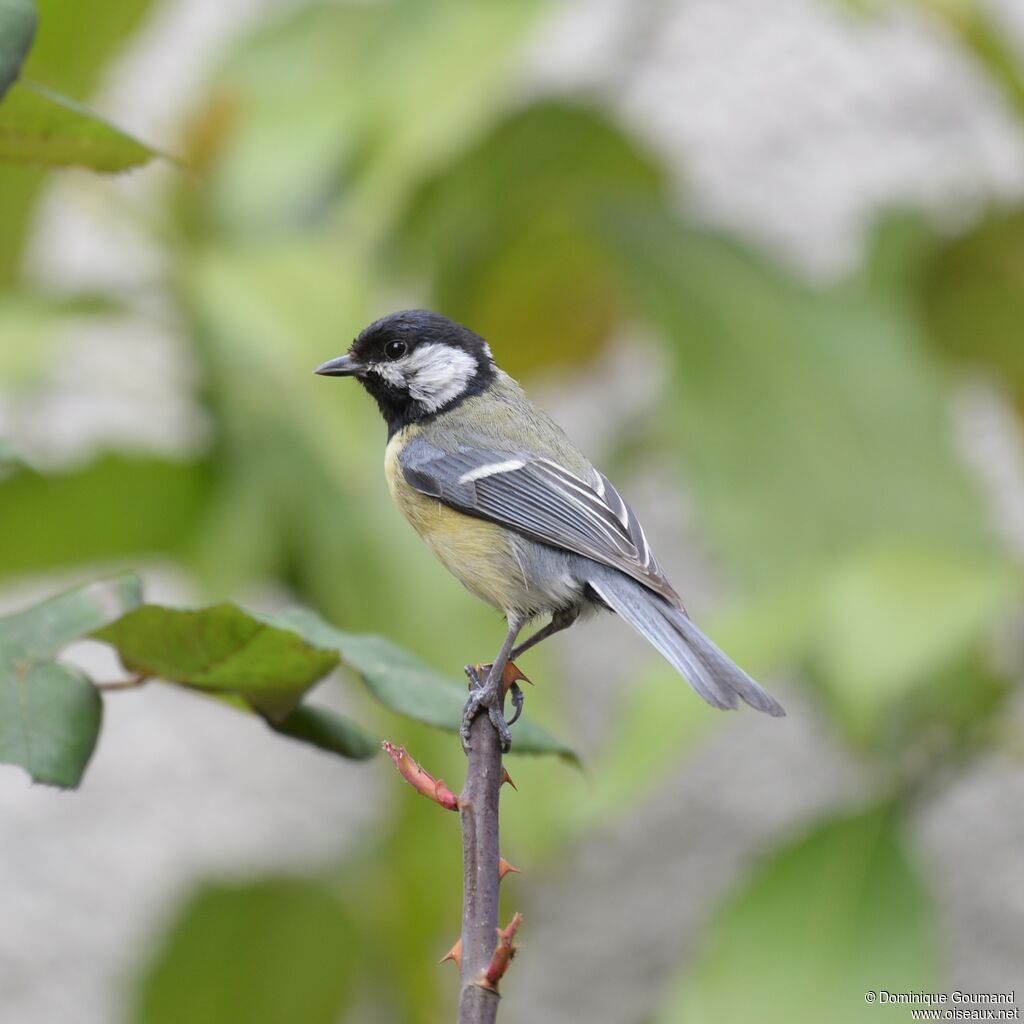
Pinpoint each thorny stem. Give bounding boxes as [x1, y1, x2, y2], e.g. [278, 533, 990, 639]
[457, 690, 506, 1024]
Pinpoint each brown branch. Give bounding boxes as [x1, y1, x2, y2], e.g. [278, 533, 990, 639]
[457, 693, 508, 1024]
[382, 681, 521, 1020]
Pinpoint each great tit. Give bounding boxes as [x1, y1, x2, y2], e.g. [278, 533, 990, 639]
[315, 310, 784, 750]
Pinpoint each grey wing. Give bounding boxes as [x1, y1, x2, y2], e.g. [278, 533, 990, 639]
[400, 437, 682, 607]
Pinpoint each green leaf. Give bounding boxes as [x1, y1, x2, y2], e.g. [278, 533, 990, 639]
[0, 0, 36, 100]
[269, 703, 378, 761]
[607, 207, 992, 589]
[0, 573, 142, 787]
[0, 80, 155, 169]
[93, 604, 339, 722]
[208, 0, 548, 235]
[0, 659, 101, 788]
[132, 876, 358, 1024]
[0, 0, 157, 280]
[921, 206, 1024, 412]
[274, 607, 579, 762]
[0, 455, 212, 582]
[396, 101, 667, 376]
[659, 806, 938, 1024]
[812, 544, 1019, 737]
[0, 571, 142, 657]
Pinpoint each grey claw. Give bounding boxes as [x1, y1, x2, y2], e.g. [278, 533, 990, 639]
[461, 702, 478, 753]
[488, 704, 512, 752]
[507, 682, 524, 727]
[461, 685, 485, 753]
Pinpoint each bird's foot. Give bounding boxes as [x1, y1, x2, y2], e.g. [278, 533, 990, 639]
[461, 663, 508, 753]
[461, 661, 530, 754]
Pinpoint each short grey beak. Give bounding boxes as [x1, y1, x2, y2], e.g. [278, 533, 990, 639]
[314, 353, 363, 377]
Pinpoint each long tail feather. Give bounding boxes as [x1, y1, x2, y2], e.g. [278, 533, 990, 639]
[586, 570, 785, 717]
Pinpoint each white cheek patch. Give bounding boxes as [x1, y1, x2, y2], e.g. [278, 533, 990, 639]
[371, 343, 478, 412]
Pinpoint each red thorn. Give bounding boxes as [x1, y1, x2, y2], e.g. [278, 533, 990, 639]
[382, 741, 459, 811]
[477, 913, 523, 993]
[501, 766, 517, 790]
[498, 858, 521, 881]
[501, 661, 531, 693]
[439, 939, 462, 968]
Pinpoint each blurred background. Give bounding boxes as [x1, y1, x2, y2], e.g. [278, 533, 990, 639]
[1, 0, 1023, 1021]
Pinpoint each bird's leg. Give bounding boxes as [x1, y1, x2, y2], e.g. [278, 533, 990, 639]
[472, 607, 581, 728]
[462, 617, 524, 754]
[509, 606, 580, 662]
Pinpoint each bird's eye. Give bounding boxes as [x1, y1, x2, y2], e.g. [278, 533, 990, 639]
[384, 340, 407, 360]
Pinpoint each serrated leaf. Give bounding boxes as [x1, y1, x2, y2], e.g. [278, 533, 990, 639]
[0, 571, 142, 658]
[0, 659, 101, 787]
[133, 876, 358, 1024]
[93, 604, 339, 722]
[273, 607, 579, 763]
[269, 703, 378, 761]
[0, 80, 155, 170]
[0, 0, 36, 100]
[659, 806, 938, 1024]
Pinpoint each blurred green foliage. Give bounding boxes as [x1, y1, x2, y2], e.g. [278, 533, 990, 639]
[659, 805, 937, 1024]
[395, 101, 667, 375]
[922, 206, 1024, 411]
[0, 0, 156, 276]
[1, 1, 1023, 1022]
[135, 876, 359, 1024]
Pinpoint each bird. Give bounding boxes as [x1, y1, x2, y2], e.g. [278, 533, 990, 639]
[315, 310, 784, 751]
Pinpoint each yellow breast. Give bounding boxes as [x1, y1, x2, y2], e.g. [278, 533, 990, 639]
[384, 429, 529, 614]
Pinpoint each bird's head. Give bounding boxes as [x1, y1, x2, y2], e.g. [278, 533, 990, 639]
[315, 310, 495, 432]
